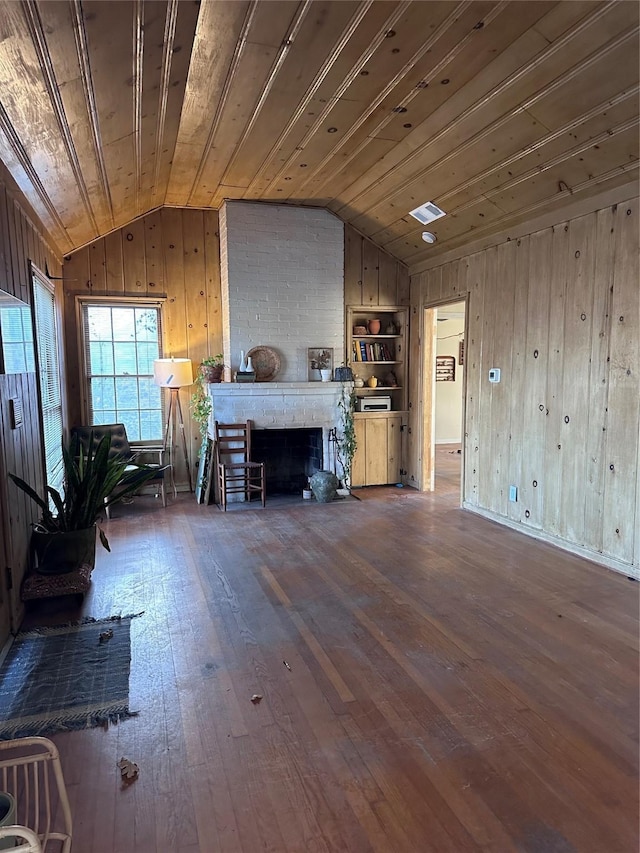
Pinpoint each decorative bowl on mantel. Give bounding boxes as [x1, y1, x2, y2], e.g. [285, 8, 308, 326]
[246, 346, 281, 381]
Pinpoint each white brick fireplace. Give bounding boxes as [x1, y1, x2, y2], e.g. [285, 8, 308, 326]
[209, 201, 346, 483]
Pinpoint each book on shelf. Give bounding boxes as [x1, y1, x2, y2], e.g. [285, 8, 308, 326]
[351, 339, 394, 363]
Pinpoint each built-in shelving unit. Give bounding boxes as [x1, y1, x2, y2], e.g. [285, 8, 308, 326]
[346, 305, 409, 413]
[346, 306, 409, 487]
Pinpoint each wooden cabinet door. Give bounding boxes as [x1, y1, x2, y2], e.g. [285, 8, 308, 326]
[352, 415, 405, 486]
[351, 418, 367, 487]
[364, 417, 388, 485]
[387, 415, 403, 484]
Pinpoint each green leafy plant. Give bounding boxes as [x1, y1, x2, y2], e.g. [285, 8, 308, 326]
[336, 383, 357, 489]
[201, 353, 224, 368]
[9, 434, 159, 552]
[191, 382, 212, 454]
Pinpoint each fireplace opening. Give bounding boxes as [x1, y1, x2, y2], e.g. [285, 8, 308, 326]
[252, 428, 323, 495]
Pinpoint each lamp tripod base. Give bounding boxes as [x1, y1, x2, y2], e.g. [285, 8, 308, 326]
[162, 388, 193, 494]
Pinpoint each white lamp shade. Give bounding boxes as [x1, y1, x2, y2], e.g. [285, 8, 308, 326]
[153, 358, 193, 388]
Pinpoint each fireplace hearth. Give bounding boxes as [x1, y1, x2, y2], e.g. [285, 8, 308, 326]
[207, 381, 345, 503]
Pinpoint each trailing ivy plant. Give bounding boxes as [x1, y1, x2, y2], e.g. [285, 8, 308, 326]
[190, 372, 213, 458]
[336, 383, 357, 489]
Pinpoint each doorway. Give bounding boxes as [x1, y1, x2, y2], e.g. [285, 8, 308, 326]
[434, 301, 465, 494]
[420, 299, 467, 499]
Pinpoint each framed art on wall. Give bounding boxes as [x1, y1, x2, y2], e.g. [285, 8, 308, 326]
[436, 355, 455, 381]
[308, 347, 333, 381]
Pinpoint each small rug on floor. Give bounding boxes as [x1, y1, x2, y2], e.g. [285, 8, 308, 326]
[0, 614, 141, 740]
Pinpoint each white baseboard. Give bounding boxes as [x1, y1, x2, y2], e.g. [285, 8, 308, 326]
[462, 502, 639, 580]
[436, 439, 461, 445]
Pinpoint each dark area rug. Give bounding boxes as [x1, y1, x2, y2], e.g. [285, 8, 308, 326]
[0, 614, 141, 739]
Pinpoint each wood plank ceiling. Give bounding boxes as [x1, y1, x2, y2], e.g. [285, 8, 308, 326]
[0, 0, 637, 266]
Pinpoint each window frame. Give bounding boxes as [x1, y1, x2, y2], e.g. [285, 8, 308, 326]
[76, 296, 166, 444]
[30, 264, 64, 496]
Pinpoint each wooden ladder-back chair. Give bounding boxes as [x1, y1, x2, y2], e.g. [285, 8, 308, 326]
[70, 423, 167, 517]
[214, 420, 266, 511]
[0, 737, 72, 852]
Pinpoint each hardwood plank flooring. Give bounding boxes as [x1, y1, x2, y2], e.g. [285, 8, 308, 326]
[21, 448, 639, 852]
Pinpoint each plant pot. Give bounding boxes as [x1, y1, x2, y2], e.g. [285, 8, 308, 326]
[309, 471, 339, 503]
[200, 364, 223, 383]
[32, 526, 97, 575]
[0, 791, 16, 850]
[320, 368, 332, 382]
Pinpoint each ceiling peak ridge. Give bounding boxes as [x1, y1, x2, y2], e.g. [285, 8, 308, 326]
[243, 0, 375, 197]
[185, 0, 259, 205]
[151, 0, 179, 207]
[261, 0, 421, 196]
[70, 0, 114, 228]
[216, 1, 313, 195]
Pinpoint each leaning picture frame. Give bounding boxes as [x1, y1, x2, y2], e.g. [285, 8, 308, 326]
[195, 438, 214, 504]
[308, 347, 334, 381]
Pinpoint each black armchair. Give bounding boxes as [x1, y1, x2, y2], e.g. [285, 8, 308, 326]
[69, 423, 167, 517]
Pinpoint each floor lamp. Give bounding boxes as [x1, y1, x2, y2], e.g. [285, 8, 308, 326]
[153, 358, 194, 493]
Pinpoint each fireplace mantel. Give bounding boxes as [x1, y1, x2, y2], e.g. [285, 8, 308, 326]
[207, 382, 345, 433]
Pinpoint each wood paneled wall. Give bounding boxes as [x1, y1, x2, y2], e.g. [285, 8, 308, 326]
[0, 162, 63, 634]
[62, 208, 222, 486]
[410, 197, 640, 575]
[344, 224, 409, 307]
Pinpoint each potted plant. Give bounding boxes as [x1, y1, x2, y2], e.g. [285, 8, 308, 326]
[9, 434, 159, 575]
[336, 382, 357, 492]
[199, 354, 224, 383]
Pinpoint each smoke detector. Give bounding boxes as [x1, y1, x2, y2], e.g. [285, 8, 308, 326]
[408, 201, 446, 225]
[421, 231, 436, 244]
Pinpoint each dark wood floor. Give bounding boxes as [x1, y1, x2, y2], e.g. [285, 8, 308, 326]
[24, 447, 639, 852]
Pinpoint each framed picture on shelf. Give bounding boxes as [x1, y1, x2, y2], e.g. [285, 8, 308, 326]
[308, 347, 333, 381]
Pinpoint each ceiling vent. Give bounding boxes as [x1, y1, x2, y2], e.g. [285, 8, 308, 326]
[408, 201, 446, 225]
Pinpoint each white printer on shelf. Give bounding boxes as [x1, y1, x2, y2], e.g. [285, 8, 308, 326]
[357, 396, 392, 412]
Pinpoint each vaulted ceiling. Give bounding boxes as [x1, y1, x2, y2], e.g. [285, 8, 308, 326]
[0, 0, 637, 266]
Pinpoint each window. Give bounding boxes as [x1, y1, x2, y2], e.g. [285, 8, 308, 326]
[79, 299, 164, 441]
[32, 271, 64, 495]
[0, 292, 35, 375]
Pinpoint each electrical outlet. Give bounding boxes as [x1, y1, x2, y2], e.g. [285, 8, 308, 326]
[508, 485, 518, 502]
